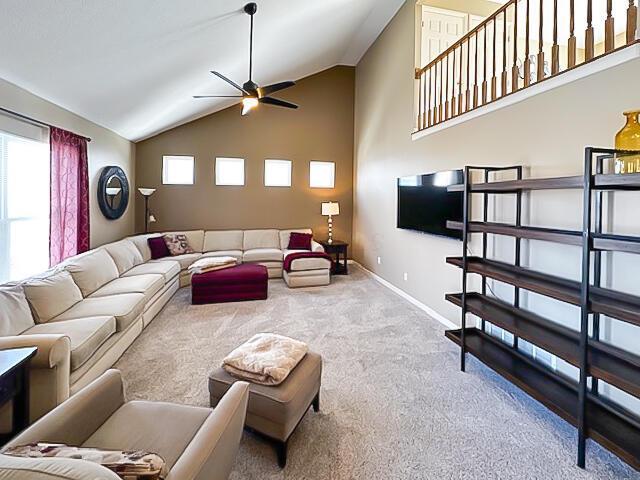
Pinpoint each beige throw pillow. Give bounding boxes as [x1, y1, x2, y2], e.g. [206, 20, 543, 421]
[163, 234, 194, 256]
[0, 285, 35, 336]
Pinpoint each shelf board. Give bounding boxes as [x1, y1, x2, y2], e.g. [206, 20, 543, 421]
[446, 222, 640, 254]
[445, 328, 640, 470]
[447, 173, 640, 193]
[446, 221, 582, 246]
[446, 256, 640, 327]
[446, 292, 640, 398]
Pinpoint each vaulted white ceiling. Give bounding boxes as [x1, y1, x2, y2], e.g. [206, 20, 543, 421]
[0, 0, 403, 142]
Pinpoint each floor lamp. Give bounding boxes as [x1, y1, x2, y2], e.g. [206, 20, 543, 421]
[138, 188, 156, 233]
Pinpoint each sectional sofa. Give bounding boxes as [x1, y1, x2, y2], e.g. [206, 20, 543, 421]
[0, 228, 328, 426]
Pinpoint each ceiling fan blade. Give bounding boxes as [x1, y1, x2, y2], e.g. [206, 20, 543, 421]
[259, 81, 295, 97]
[193, 95, 243, 98]
[210, 71, 249, 94]
[259, 97, 299, 109]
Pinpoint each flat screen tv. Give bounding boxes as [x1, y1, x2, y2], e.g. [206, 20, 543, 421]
[397, 170, 464, 240]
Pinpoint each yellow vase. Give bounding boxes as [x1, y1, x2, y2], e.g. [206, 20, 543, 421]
[615, 110, 640, 174]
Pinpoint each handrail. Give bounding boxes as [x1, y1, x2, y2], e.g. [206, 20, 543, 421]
[415, 0, 640, 132]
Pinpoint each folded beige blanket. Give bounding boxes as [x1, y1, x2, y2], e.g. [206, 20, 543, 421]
[188, 256, 237, 274]
[223, 333, 308, 386]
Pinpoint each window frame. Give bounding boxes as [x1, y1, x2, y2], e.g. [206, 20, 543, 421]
[162, 155, 195, 185]
[309, 161, 336, 189]
[264, 159, 292, 187]
[215, 157, 246, 186]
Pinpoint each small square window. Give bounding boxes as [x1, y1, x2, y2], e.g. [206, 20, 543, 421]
[309, 161, 335, 188]
[162, 155, 194, 185]
[216, 157, 245, 186]
[264, 159, 292, 187]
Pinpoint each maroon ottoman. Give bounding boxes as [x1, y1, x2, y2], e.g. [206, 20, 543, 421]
[191, 264, 268, 305]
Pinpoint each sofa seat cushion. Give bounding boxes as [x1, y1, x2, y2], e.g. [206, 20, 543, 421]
[25, 316, 116, 371]
[243, 248, 283, 263]
[283, 251, 332, 271]
[121, 261, 180, 283]
[53, 293, 145, 332]
[89, 274, 164, 304]
[150, 253, 202, 270]
[201, 250, 244, 263]
[83, 400, 211, 470]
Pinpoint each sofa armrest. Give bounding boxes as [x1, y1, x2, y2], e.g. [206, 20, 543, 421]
[166, 381, 249, 480]
[311, 240, 324, 253]
[0, 334, 70, 370]
[4, 369, 126, 449]
[0, 334, 71, 423]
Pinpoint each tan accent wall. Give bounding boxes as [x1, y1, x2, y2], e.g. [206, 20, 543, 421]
[0, 78, 135, 249]
[135, 66, 354, 249]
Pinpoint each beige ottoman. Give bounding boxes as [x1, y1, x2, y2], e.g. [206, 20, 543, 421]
[209, 351, 322, 467]
[283, 254, 331, 288]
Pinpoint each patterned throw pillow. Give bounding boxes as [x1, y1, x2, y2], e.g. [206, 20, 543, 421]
[163, 234, 194, 256]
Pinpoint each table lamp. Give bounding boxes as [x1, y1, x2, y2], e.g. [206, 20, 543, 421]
[138, 188, 156, 233]
[321, 201, 340, 244]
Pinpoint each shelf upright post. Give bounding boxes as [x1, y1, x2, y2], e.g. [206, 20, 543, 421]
[591, 155, 605, 395]
[481, 169, 489, 332]
[577, 148, 594, 469]
[461, 166, 471, 372]
[514, 166, 523, 350]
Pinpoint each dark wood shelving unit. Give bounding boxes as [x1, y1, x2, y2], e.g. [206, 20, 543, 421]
[445, 148, 640, 471]
[445, 328, 640, 471]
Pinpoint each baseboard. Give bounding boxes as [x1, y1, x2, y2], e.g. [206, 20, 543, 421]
[351, 261, 457, 330]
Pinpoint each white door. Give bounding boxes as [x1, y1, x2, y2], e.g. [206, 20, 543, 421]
[421, 6, 468, 67]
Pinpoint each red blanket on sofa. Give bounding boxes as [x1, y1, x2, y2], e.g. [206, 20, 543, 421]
[283, 252, 333, 272]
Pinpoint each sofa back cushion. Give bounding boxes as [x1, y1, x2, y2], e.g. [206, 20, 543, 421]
[279, 228, 313, 250]
[163, 230, 204, 253]
[243, 229, 280, 250]
[64, 249, 119, 297]
[204, 230, 244, 252]
[103, 240, 143, 275]
[23, 270, 83, 323]
[127, 234, 159, 262]
[0, 285, 35, 336]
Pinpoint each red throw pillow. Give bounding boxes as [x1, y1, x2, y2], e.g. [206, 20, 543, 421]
[288, 232, 313, 251]
[148, 236, 170, 259]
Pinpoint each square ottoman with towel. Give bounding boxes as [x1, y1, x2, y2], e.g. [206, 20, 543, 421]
[209, 334, 322, 467]
[192, 263, 268, 304]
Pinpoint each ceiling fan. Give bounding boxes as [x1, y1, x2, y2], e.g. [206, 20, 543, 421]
[194, 2, 298, 116]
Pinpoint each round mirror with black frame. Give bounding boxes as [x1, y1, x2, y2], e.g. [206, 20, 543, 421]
[98, 166, 129, 220]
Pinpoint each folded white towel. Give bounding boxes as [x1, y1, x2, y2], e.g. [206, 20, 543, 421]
[223, 333, 309, 386]
[188, 256, 237, 274]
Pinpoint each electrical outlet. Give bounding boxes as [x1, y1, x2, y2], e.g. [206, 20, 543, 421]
[403, 272, 408, 281]
[377, 256, 381, 265]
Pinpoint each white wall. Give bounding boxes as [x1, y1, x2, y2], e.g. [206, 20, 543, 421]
[0, 78, 135, 248]
[354, 0, 640, 411]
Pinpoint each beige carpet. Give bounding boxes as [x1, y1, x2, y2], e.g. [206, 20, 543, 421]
[115, 266, 638, 479]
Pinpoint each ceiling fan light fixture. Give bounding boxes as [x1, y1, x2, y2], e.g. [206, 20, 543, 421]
[242, 97, 259, 115]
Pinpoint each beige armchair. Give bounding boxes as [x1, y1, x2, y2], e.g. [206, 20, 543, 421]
[1, 369, 249, 480]
[0, 334, 71, 423]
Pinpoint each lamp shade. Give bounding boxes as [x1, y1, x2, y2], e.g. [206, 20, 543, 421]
[321, 202, 340, 216]
[138, 188, 156, 196]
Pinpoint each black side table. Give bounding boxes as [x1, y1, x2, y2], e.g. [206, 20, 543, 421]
[0, 347, 37, 443]
[319, 240, 349, 275]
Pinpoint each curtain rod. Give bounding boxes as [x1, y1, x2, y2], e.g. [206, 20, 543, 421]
[0, 106, 92, 142]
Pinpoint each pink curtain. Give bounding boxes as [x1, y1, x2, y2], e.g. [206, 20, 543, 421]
[49, 127, 90, 266]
